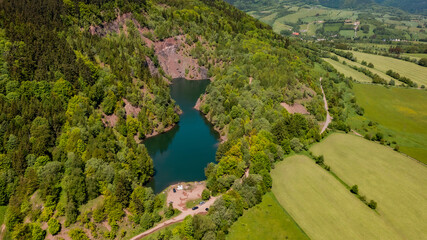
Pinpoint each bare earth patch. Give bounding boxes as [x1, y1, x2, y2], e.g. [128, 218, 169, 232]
[123, 98, 141, 118]
[102, 113, 118, 127]
[281, 102, 309, 115]
[153, 36, 208, 80]
[130, 182, 217, 240]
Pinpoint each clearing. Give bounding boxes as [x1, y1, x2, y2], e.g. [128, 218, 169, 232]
[271, 155, 400, 240]
[351, 83, 427, 163]
[311, 133, 427, 239]
[227, 192, 309, 240]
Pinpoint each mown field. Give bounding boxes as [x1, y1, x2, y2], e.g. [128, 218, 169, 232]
[227, 192, 309, 240]
[331, 54, 400, 84]
[311, 133, 427, 239]
[351, 84, 427, 163]
[402, 53, 427, 60]
[349, 51, 427, 86]
[271, 155, 400, 240]
[323, 58, 372, 83]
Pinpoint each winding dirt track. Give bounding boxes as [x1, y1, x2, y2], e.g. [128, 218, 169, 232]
[130, 196, 217, 240]
[320, 77, 332, 134]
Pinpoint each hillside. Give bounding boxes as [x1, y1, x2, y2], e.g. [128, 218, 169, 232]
[0, 0, 348, 239]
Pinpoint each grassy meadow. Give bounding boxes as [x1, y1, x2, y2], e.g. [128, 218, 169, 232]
[227, 192, 309, 240]
[402, 53, 427, 60]
[311, 133, 427, 239]
[351, 84, 427, 163]
[349, 51, 427, 86]
[332, 54, 399, 83]
[271, 155, 400, 240]
[323, 58, 372, 83]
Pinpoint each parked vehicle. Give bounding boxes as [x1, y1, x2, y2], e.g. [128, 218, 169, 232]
[199, 201, 205, 205]
[173, 188, 176, 193]
[192, 206, 199, 210]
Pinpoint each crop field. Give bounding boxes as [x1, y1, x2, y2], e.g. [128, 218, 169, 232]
[323, 23, 342, 32]
[271, 155, 400, 240]
[280, 8, 327, 23]
[227, 192, 309, 240]
[351, 84, 427, 162]
[272, 21, 293, 33]
[260, 12, 278, 26]
[331, 54, 401, 84]
[323, 58, 372, 83]
[311, 133, 427, 239]
[403, 53, 427, 60]
[339, 29, 355, 38]
[349, 51, 427, 86]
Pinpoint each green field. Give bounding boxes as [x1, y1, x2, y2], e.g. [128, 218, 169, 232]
[332, 54, 400, 83]
[403, 53, 427, 60]
[349, 51, 427, 86]
[323, 58, 372, 83]
[227, 192, 308, 240]
[311, 133, 427, 239]
[351, 84, 427, 162]
[271, 155, 400, 240]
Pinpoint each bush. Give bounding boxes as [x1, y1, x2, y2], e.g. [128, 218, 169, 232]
[69, 228, 89, 240]
[350, 185, 358, 194]
[202, 189, 211, 201]
[31, 224, 46, 240]
[394, 145, 400, 152]
[315, 155, 324, 165]
[368, 200, 377, 210]
[48, 218, 61, 235]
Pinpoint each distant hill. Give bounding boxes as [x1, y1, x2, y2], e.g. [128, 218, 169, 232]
[374, 0, 427, 15]
[227, 0, 426, 14]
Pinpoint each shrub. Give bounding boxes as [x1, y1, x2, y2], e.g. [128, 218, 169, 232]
[31, 224, 46, 240]
[202, 189, 211, 201]
[394, 145, 400, 152]
[368, 200, 377, 210]
[48, 218, 61, 235]
[315, 155, 324, 165]
[69, 228, 89, 240]
[350, 185, 358, 194]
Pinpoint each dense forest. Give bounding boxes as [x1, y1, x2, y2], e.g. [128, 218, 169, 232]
[0, 0, 359, 239]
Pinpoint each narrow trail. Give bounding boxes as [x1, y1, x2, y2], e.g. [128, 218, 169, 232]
[0, 224, 5, 240]
[320, 77, 332, 134]
[130, 196, 217, 240]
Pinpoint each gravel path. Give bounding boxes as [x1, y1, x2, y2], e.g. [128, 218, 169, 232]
[320, 77, 332, 134]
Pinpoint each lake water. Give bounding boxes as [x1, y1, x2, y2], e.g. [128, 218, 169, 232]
[144, 78, 219, 193]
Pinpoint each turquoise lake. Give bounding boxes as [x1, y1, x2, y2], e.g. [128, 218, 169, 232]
[144, 78, 219, 193]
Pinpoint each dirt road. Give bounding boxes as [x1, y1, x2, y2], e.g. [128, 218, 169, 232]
[130, 196, 216, 240]
[320, 77, 332, 134]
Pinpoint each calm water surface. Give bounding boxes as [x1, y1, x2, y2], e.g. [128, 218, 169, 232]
[144, 78, 219, 193]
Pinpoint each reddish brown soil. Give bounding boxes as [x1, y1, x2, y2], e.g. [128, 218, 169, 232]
[153, 36, 208, 80]
[89, 13, 136, 37]
[123, 98, 141, 118]
[102, 113, 119, 127]
[281, 102, 310, 115]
